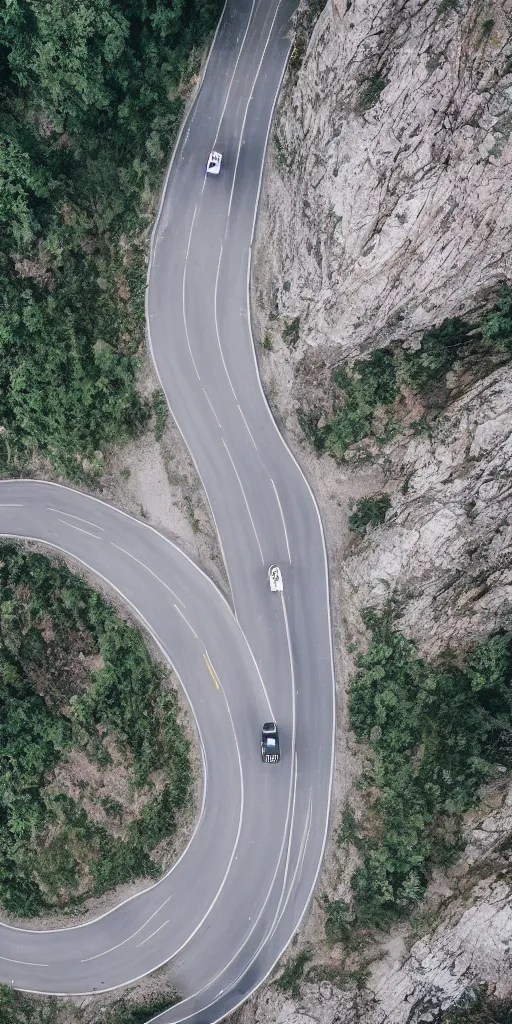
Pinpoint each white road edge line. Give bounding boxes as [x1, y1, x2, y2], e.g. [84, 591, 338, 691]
[222, 438, 264, 564]
[270, 478, 291, 563]
[225, 0, 284, 226]
[57, 519, 102, 540]
[47, 507, 104, 530]
[203, 388, 223, 430]
[213, 245, 237, 401]
[0, 503, 23, 507]
[0, 958, 48, 968]
[150, 577, 300, 1023]
[173, 602, 199, 638]
[81, 895, 174, 962]
[110, 541, 185, 607]
[182, 204, 201, 381]
[136, 920, 169, 948]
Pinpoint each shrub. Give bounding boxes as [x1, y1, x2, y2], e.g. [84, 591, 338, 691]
[288, 0, 327, 78]
[443, 990, 512, 1023]
[398, 317, 472, 392]
[152, 388, 169, 441]
[297, 409, 325, 452]
[481, 284, 512, 353]
[299, 294, 512, 459]
[356, 73, 389, 112]
[349, 494, 392, 535]
[321, 895, 353, 944]
[313, 349, 398, 461]
[336, 802, 359, 846]
[0, 985, 181, 1024]
[347, 613, 512, 927]
[276, 949, 313, 998]
[437, 0, 460, 13]
[282, 316, 301, 347]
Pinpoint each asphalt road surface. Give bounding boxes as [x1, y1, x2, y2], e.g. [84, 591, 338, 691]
[0, 0, 335, 1020]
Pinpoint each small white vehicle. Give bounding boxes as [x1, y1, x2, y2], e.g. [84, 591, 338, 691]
[206, 151, 222, 175]
[268, 565, 283, 592]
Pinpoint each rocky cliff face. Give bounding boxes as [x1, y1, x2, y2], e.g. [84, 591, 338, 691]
[254, 0, 512, 362]
[248, 0, 512, 1018]
[342, 362, 512, 657]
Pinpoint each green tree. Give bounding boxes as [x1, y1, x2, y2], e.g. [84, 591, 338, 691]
[348, 494, 392, 535]
[0, 0, 223, 480]
[0, 542, 192, 915]
[397, 317, 472, 392]
[347, 613, 512, 927]
[481, 284, 512, 353]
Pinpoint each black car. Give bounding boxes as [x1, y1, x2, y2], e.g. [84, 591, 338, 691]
[261, 722, 280, 763]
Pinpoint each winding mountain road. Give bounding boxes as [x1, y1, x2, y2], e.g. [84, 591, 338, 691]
[0, 0, 335, 1021]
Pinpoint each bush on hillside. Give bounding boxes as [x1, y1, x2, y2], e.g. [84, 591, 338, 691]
[346, 613, 512, 927]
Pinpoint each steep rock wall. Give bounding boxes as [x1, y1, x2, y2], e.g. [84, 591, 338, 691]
[254, 0, 512, 360]
[342, 362, 512, 655]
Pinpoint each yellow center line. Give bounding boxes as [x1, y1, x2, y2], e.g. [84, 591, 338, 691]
[203, 653, 220, 690]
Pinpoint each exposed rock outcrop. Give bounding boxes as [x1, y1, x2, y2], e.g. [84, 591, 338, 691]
[342, 362, 512, 656]
[254, 0, 512, 361]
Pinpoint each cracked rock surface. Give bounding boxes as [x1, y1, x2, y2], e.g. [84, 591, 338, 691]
[254, 0, 512, 360]
[342, 363, 512, 656]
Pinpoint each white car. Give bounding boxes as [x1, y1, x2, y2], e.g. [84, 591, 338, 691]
[206, 151, 222, 175]
[268, 565, 283, 592]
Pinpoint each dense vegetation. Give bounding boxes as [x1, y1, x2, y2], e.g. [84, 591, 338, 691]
[348, 494, 391, 535]
[1, 0, 223, 481]
[443, 990, 512, 1024]
[339, 613, 512, 929]
[299, 285, 512, 460]
[298, 348, 399, 460]
[0, 985, 180, 1024]
[275, 949, 313, 998]
[0, 543, 191, 916]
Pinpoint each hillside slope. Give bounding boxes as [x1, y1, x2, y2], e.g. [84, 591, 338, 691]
[245, 0, 512, 1019]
